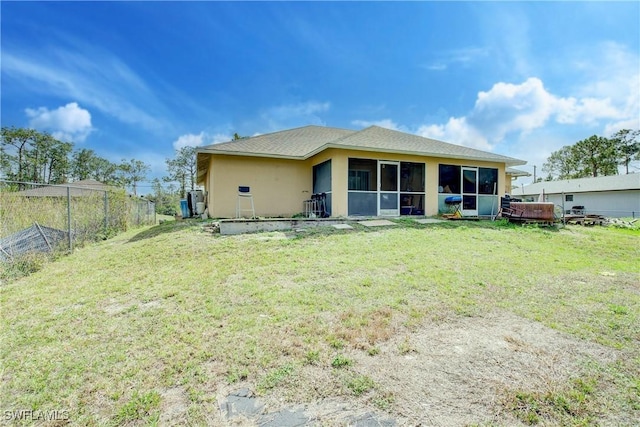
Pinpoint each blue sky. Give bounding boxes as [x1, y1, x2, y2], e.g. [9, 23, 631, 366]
[2, 1, 639, 190]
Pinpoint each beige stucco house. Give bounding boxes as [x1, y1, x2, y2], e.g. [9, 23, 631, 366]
[196, 125, 526, 218]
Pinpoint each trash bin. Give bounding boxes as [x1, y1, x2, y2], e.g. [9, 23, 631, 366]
[195, 202, 205, 215]
[180, 199, 190, 218]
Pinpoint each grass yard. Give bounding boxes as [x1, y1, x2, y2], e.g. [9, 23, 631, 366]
[1, 219, 639, 425]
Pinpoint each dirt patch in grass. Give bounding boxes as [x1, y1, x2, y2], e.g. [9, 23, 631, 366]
[345, 311, 620, 425]
[158, 386, 190, 425]
[241, 310, 621, 426]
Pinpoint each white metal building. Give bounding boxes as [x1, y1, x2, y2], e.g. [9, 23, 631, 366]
[511, 174, 640, 218]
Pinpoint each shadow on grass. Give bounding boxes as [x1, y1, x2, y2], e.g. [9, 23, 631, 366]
[127, 220, 201, 243]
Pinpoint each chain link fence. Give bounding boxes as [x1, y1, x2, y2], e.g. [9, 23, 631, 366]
[0, 180, 155, 261]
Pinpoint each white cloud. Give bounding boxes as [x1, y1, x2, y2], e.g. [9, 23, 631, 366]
[423, 47, 490, 72]
[172, 132, 205, 150]
[416, 74, 635, 154]
[4, 46, 169, 133]
[25, 102, 93, 142]
[417, 117, 492, 151]
[424, 63, 447, 71]
[211, 133, 232, 144]
[172, 131, 232, 150]
[353, 63, 637, 171]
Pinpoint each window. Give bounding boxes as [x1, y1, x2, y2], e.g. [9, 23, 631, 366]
[478, 168, 498, 195]
[401, 162, 425, 192]
[565, 194, 574, 202]
[348, 159, 377, 191]
[439, 164, 498, 195]
[438, 164, 461, 193]
[312, 160, 331, 193]
[312, 160, 332, 215]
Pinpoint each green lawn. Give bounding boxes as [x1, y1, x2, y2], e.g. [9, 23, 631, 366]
[1, 219, 638, 425]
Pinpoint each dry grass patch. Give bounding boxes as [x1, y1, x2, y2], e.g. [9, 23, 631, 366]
[333, 306, 395, 351]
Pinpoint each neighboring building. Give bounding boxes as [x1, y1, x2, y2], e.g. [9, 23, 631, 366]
[196, 125, 526, 218]
[16, 179, 117, 197]
[511, 174, 640, 218]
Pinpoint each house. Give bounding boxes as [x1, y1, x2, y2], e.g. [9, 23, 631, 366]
[511, 174, 640, 218]
[196, 125, 526, 218]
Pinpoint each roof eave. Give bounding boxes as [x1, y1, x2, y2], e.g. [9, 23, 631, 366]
[196, 148, 306, 160]
[196, 144, 526, 166]
[318, 143, 526, 166]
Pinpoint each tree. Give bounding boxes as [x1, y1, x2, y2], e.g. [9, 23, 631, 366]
[25, 131, 72, 184]
[165, 146, 197, 198]
[151, 178, 179, 215]
[1, 127, 72, 186]
[118, 159, 150, 196]
[572, 135, 618, 178]
[92, 157, 121, 185]
[611, 129, 640, 174]
[0, 127, 38, 186]
[71, 149, 120, 185]
[71, 148, 97, 181]
[1, 126, 149, 191]
[542, 134, 621, 180]
[41, 136, 72, 184]
[542, 146, 578, 180]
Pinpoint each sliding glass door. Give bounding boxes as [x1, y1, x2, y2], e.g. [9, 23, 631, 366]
[378, 161, 399, 216]
[461, 167, 478, 216]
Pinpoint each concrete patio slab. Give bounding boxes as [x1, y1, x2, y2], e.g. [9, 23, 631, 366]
[414, 218, 446, 224]
[332, 224, 354, 230]
[219, 218, 346, 235]
[358, 219, 397, 227]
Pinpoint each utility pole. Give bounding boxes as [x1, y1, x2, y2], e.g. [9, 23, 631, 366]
[533, 165, 537, 182]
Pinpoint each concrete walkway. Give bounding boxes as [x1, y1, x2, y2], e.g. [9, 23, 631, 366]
[220, 388, 396, 426]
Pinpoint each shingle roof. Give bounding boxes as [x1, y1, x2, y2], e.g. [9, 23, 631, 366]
[506, 167, 531, 177]
[200, 125, 355, 157]
[16, 179, 117, 197]
[329, 126, 524, 165]
[512, 174, 640, 196]
[197, 124, 525, 166]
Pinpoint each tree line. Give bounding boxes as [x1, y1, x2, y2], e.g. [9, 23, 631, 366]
[542, 129, 639, 180]
[148, 145, 198, 216]
[0, 127, 149, 195]
[1, 126, 207, 216]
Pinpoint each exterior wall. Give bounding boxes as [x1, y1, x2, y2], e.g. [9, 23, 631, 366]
[308, 149, 506, 217]
[204, 149, 509, 218]
[206, 154, 311, 218]
[425, 156, 505, 217]
[523, 190, 639, 218]
[309, 148, 347, 216]
[505, 174, 515, 195]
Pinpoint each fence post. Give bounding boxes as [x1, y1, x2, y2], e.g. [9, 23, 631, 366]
[67, 186, 72, 252]
[104, 191, 109, 234]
